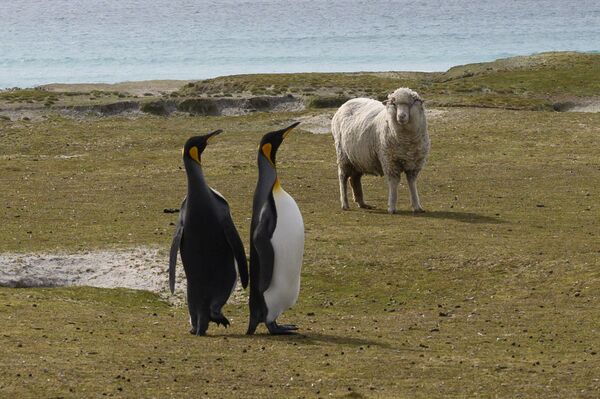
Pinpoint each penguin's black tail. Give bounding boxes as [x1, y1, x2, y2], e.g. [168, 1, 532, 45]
[247, 294, 265, 335]
[195, 312, 209, 336]
[246, 313, 259, 335]
[246, 316, 258, 335]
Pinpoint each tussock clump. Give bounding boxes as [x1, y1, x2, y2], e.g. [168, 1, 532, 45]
[177, 98, 219, 115]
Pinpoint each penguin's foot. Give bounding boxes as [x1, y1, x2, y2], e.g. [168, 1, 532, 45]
[210, 309, 230, 328]
[266, 322, 297, 335]
[194, 323, 209, 336]
[277, 324, 298, 331]
[357, 202, 374, 209]
[213, 316, 230, 328]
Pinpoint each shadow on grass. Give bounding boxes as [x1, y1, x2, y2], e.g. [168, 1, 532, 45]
[365, 208, 503, 224]
[294, 332, 394, 349]
[224, 332, 393, 349]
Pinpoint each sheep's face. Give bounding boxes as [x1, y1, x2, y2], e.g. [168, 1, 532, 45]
[384, 95, 423, 125]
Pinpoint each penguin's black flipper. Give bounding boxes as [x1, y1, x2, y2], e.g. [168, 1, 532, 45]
[222, 216, 249, 289]
[169, 197, 187, 294]
[209, 188, 249, 289]
[252, 202, 277, 293]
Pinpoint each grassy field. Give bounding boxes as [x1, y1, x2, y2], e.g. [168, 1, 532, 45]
[1, 54, 600, 397]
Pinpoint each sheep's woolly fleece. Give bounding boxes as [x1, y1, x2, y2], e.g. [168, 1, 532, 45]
[296, 108, 446, 135]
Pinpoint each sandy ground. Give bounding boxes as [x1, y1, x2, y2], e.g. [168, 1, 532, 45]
[41, 80, 192, 96]
[0, 247, 246, 304]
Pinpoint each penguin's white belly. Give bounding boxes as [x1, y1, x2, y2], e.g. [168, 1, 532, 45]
[264, 188, 304, 323]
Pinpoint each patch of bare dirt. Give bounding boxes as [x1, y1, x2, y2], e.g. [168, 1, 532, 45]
[567, 102, 600, 113]
[0, 247, 246, 304]
[553, 98, 600, 113]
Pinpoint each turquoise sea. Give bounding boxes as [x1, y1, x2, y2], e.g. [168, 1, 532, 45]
[1, 0, 599, 88]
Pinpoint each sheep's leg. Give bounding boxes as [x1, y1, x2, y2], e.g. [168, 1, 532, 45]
[386, 175, 400, 214]
[350, 173, 372, 209]
[406, 170, 425, 213]
[338, 167, 350, 210]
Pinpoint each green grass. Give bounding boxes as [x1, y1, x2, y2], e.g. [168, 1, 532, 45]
[0, 89, 61, 103]
[306, 95, 351, 109]
[0, 88, 144, 109]
[177, 71, 425, 101]
[1, 103, 599, 397]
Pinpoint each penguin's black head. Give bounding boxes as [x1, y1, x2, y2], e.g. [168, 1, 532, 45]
[182, 129, 222, 164]
[258, 122, 300, 166]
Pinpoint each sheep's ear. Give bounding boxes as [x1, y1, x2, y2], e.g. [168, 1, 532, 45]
[382, 99, 390, 105]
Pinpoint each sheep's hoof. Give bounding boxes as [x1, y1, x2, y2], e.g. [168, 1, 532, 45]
[413, 208, 426, 214]
[358, 203, 374, 209]
[341, 204, 350, 211]
[387, 209, 396, 215]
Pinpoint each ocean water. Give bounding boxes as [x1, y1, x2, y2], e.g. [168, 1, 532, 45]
[1, 0, 599, 88]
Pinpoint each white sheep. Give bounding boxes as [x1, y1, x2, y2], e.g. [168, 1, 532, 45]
[331, 88, 430, 214]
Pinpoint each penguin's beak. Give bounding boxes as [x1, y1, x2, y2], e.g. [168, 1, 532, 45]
[206, 129, 223, 145]
[280, 122, 300, 139]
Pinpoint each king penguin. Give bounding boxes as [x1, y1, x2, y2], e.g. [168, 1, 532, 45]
[169, 129, 248, 336]
[247, 122, 304, 335]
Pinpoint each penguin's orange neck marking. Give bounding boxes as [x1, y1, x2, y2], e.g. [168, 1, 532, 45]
[189, 146, 200, 164]
[261, 143, 280, 191]
[261, 143, 275, 166]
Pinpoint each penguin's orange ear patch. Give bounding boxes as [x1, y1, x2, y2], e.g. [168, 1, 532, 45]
[262, 143, 273, 164]
[189, 146, 200, 163]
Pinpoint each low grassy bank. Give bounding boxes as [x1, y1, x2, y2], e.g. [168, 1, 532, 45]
[1, 52, 598, 120]
[179, 52, 600, 110]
